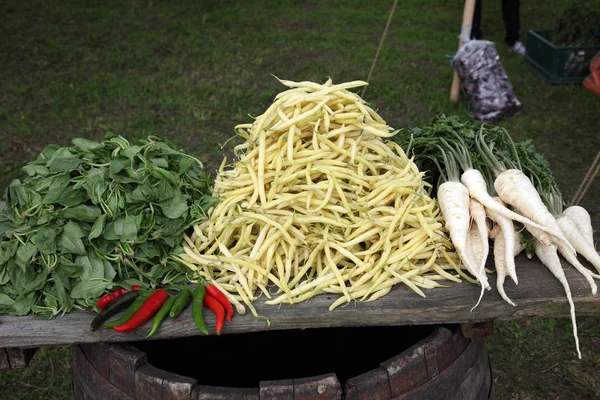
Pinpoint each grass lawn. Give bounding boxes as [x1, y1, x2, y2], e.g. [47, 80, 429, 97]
[1, 0, 599, 399]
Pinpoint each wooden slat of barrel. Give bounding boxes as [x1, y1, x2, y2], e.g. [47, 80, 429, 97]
[344, 367, 391, 400]
[293, 373, 342, 400]
[194, 385, 259, 399]
[0, 347, 38, 372]
[108, 345, 147, 397]
[392, 339, 491, 400]
[259, 379, 294, 400]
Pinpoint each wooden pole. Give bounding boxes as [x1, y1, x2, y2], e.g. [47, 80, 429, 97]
[450, 0, 477, 102]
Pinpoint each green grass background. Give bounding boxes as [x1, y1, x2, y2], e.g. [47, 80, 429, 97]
[1, 0, 599, 399]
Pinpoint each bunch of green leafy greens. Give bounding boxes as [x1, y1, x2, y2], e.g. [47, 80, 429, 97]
[0, 132, 217, 318]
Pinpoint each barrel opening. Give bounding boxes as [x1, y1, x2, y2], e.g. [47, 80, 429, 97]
[132, 324, 437, 388]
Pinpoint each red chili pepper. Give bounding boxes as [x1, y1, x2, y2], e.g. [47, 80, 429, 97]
[113, 289, 169, 333]
[97, 285, 141, 310]
[205, 284, 234, 322]
[203, 293, 225, 335]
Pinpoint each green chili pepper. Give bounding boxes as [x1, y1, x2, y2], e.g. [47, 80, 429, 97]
[146, 295, 175, 338]
[90, 290, 140, 332]
[105, 290, 151, 328]
[192, 284, 208, 335]
[169, 287, 192, 318]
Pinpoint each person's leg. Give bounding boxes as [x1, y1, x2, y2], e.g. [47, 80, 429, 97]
[471, 0, 484, 40]
[501, 0, 520, 46]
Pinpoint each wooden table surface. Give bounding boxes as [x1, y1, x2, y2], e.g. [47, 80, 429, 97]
[1, 253, 599, 349]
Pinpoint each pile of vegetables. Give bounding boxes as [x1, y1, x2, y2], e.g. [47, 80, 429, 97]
[394, 114, 599, 359]
[90, 281, 233, 336]
[174, 78, 467, 317]
[0, 133, 216, 318]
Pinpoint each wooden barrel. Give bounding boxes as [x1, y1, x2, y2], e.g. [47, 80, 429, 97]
[71, 324, 493, 399]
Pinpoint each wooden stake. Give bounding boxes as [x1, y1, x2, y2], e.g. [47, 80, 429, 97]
[450, 0, 477, 102]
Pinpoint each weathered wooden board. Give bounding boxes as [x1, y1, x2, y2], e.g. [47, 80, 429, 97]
[1, 253, 599, 349]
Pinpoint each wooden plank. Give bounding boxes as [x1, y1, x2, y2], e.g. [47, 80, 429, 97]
[1, 253, 600, 349]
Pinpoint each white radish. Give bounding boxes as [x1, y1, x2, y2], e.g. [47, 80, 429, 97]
[461, 169, 557, 246]
[557, 216, 600, 276]
[490, 224, 525, 307]
[493, 169, 576, 255]
[563, 205, 595, 248]
[528, 223, 598, 295]
[485, 196, 519, 285]
[533, 240, 581, 359]
[466, 217, 490, 311]
[468, 198, 491, 310]
[491, 230, 515, 306]
[437, 181, 488, 289]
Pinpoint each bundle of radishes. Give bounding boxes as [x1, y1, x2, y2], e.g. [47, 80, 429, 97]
[394, 114, 598, 359]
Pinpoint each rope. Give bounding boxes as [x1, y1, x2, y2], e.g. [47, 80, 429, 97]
[361, 0, 399, 99]
[571, 150, 600, 205]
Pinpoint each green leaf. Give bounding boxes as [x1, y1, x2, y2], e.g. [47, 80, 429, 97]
[82, 168, 108, 204]
[60, 221, 86, 255]
[46, 148, 84, 173]
[56, 256, 82, 278]
[56, 186, 89, 207]
[22, 165, 49, 177]
[127, 183, 157, 203]
[150, 158, 169, 168]
[109, 159, 130, 176]
[58, 204, 102, 222]
[41, 174, 71, 204]
[157, 180, 174, 201]
[70, 280, 109, 300]
[72, 138, 105, 151]
[15, 243, 37, 271]
[76, 253, 105, 281]
[159, 189, 188, 219]
[0, 293, 15, 306]
[11, 292, 36, 315]
[103, 260, 116, 281]
[178, 157, 195, 174]
[33, 226, 58, 255]
[89, 214, 106, 240]
[113, 216, 138, 242]
[122, 145, 142, 160]
[52, 272, 73, 310]
[0, 240, 19, 264]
